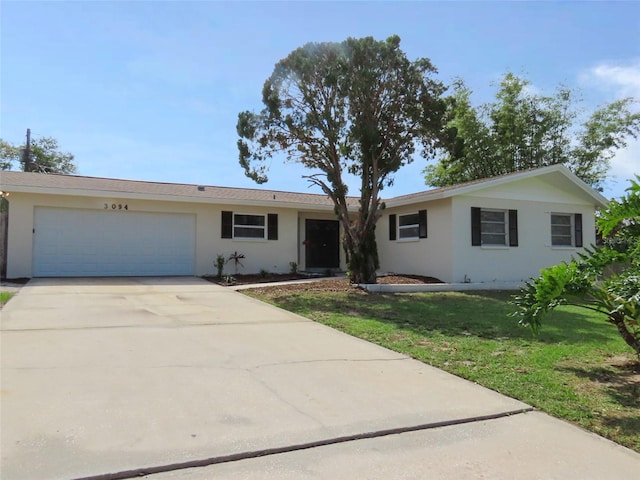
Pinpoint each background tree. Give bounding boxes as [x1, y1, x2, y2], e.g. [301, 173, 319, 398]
[512, 177, 640, 356]
[237, 35, 447, 283]
[0, 140, 19, 171]
[425, 73, 640, 188]
[1, 136, 77, 174]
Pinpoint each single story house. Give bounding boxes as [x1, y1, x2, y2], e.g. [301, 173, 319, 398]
[0, 164, 608, 284]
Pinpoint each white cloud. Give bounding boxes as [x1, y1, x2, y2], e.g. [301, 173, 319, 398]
[604, 140, 640, 199]
[581, 60, 640, 199]
[586, 61, 640, 99]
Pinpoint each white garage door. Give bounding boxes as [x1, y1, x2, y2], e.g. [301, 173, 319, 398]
[33, 207, 196, 277]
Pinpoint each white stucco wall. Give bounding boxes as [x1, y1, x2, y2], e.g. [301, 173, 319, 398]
[3, 172, 603, 282]
[376, 199, 454, 282]
[450, 177, 598, 284]
[5, 192, 307, 278]
[216, 206, 299, 277]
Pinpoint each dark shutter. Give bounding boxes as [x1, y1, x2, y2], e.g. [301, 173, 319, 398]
[221, 211, 233, 239]
[574, 213, 583, 247]
[418, 210, 428, 238]
[389, 214, 397, 241]
[268, 213, 278, 240]
[471, 207, 481, 246]
[508, 209, 518, 247]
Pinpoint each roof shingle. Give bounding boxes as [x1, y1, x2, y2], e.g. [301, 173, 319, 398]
[0, 171, 360, 208]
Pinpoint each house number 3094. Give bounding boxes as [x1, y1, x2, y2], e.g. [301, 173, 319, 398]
[104, 203, 129, 210]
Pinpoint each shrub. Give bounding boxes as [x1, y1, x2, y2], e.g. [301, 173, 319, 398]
[228, 251, 245, 275]
[214, 254, 225, 279]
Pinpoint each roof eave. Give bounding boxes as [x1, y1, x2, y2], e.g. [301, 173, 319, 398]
[3, 185, 340, 211]
[384, 190, 449, 208]
[385, 164, 610, 209]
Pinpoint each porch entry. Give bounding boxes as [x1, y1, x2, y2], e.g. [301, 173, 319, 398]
[305, 219, 340, 269]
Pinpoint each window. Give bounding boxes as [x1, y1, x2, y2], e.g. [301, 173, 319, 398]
[480, 210, 506, 245]
[551, 214, 572, 246]
[399, 213, 420, 239]
[471, 207, 518, 247]
[551, 213, 582, 247]
[234, 214, 266, 239]
[389, 210, 427, 241]
[221, 211, 278, 240]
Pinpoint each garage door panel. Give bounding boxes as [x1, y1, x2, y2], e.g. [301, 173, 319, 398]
[33, 208, 196, 277]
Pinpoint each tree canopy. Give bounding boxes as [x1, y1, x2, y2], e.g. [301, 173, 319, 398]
[237, 35, 447, 283]
[1, 136, 77, 174]
[512, 177, 640, 356]
[425, 74, 640, 188]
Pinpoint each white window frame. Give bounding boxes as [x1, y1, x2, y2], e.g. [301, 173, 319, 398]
[480, 209, 507, 246]
[398, 212, 420, 240]
[233, 213, 267, 240]
[550, 213, 573, 246]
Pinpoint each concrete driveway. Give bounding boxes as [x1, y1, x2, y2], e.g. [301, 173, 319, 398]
[1, 277, 638, 479]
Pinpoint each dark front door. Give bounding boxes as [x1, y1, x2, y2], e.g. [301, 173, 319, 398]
[305, 219, 340, 269]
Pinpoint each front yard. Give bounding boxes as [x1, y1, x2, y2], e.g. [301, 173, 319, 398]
[0, 291, 14, 307]
[246, 282, 640, 453]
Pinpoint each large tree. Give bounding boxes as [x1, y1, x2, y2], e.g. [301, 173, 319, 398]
[1, 136, 77, 174]
[425, 73, 640, 188]
[237, 36, 447, 283]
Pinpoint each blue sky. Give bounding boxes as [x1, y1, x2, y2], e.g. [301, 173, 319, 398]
[2, 1, 639, 200]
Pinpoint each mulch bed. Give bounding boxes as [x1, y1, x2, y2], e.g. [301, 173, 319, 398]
[202, 273, 443, 293]
[376, 275, 443, 285]
[202, 273, 316, 286]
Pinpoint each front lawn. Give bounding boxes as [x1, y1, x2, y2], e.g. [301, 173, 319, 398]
[0, 291, 14, 307]
[246, 287, 640, 452]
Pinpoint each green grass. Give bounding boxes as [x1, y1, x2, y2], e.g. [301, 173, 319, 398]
[246, 288, 640, 452]
[0, 291, 13, 307]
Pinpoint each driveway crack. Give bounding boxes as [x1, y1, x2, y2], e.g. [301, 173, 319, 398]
[249, 357, 410, 370]
[71, 407, 535, 480]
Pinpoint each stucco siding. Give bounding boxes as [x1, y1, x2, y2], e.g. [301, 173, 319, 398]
[466, 176, 596, 205]
[5, 194, 33, 279]
[376, 199, 453, 282]
[217, 206, 299, 276]
[5, 193, 302, 278]
[3, 167, 606, 282]
[450, 193, 598, 284]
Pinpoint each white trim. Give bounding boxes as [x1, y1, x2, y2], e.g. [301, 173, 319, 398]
[385, 164, 609, 208]
[397, 237, 420, 243]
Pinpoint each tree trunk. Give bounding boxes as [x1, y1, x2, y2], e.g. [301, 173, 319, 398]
[608, 312, 640, 356]
[346, 227, 379, 284]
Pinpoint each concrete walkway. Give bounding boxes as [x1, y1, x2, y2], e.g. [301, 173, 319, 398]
[1, 277, 638, 480]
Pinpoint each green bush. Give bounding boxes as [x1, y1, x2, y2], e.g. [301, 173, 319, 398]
[214, 254, 225, 279]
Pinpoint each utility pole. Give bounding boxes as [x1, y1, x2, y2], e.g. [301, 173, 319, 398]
[23, 128, 32, 172]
